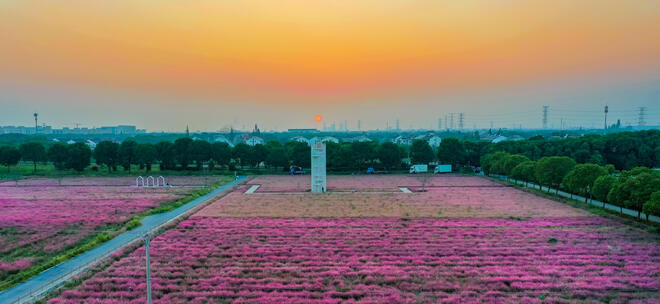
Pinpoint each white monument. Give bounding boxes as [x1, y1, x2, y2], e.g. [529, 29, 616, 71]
[311, 142, 326, 193]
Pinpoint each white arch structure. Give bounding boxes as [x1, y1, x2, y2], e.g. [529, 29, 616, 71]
[136, 176, 145, 187]
[146, 176, 155, 187]
[136, 176, 168, 188]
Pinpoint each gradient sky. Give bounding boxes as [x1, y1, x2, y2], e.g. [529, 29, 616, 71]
[1, 0, 659, 131]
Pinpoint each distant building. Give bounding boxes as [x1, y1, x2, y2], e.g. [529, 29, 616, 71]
[427, 135, 442, 148]
[287, 128, 319, 133]
[85, 139, 97, 149]
[244, 136, 264, 146]
[290, 136, 310, 145]
[491, 136, 508, 143]
[213, 136, 234, 147]
[322, 136, 339, 144]
[393, 135, 413, 145]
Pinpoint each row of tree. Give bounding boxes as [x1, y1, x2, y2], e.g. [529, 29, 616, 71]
[2, 130, 658, 174]
[0, 139, 413, 173]
[481, 152, 660, 220]
[0, 142, 91, 172]
[487, 131, 659, 170]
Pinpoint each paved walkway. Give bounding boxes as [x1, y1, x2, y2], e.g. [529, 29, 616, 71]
[0, 176, 246, 304]
[489, 174, 659, 223]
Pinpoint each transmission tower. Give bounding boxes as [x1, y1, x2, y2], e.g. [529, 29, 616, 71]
[638, 107, 646, 127]
[458, 113, 464, 130]
[449, 113, 455, 130]
[604, 105, 608, 130]
[542, 106, 549, 129]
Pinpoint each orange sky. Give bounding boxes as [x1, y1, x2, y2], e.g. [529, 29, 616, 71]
[1, 1, 659, 130]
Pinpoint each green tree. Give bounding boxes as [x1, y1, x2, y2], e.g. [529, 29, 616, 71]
[19, 142, 46, 173]
[627, 172, 660, 219]
[535, 156, 576, 193]
[410, 140, 434, 165]
[480, 151, 509, 175]
[501, 154, 530, 177]
[250, 144, 268, 168]
[93, 141, 120, 173]
[210, 142, 232, 169]
[607, 170, 660, 217]
[48, 143, 69, 170]
[350, 141, 377, 170]
[66, 142, 91, 172]
[173, 137, 193, 170]
[436, 138, 465, 169]
[561, 164, 608, 202]
[155, 141, 175, 170]
[119, 140, 138, 173]
[286, 141, 311, 168]
[232, 143, 252, 168]
[265, 141, 288, 169]
[592, 175, 616, 207]
[326, 142, 351, 170]
[0, 146, 21, 172]
[378, 142, 402, 170]
[642, 191, 660, 220]
[136, 143, 158, 172]
[190, 140, 211, 170]
[510, 161, 536, 187]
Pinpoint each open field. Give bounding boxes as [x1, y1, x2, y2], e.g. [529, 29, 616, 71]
[249, 175, 496, 192]
[0, 176, 225, 283]
[48, 175, 660, 303]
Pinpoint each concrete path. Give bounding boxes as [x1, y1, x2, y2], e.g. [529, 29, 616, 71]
[0, 176, 246, 304]
[488, 174, 660, 223]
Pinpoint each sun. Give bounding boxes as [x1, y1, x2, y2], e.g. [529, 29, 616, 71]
[315, 115, 322, 122]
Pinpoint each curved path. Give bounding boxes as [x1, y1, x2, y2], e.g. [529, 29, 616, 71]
[0, 176, 246, 304]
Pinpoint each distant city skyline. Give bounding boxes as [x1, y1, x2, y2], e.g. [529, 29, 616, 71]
[1, 1, 659, 131]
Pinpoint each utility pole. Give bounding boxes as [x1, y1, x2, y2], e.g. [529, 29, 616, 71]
[145, 234, 152, 304]
[33, 113, 38, 134]
[542, 106, 548, 129]
[604, 105, 609, 130]
[638, 107, 646, 127]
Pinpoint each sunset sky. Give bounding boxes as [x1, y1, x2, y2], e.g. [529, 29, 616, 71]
[1, 1, 659, 131]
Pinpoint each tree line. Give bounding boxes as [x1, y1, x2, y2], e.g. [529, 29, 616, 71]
[481, 151, 660, 220]
[0, 139, 422, 173]
[1, 130, 658, 175]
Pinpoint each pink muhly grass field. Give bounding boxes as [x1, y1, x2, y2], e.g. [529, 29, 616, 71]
[49, 217, 660, 303]
[0, 176, 220, 280]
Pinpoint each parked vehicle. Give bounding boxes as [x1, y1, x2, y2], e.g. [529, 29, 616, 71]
[366, 168, 388, 174]
[289, 166, 305, 175]
[434, 164, 452, 174]
[409, 164, 428, 174]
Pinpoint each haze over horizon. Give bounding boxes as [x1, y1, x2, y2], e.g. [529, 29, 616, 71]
[2, 1, 659, 131]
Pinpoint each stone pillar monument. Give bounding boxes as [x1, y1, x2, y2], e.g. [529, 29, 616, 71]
[311, 142, 326, 193]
